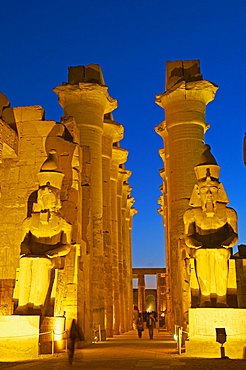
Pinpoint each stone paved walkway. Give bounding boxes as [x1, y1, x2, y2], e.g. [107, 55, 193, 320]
[0, 329, 246, 369]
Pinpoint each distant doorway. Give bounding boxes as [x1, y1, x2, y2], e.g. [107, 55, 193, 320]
[145, 294, 156, 312]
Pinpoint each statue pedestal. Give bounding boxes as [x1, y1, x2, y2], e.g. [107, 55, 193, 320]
[40, 316, 66, 353]
[0, 316, 39, 361]
[185, 308, 246, 358]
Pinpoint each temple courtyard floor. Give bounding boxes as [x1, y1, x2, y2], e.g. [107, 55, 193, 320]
[0, 329, 246, 369]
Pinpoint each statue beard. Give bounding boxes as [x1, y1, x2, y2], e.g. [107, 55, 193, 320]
[202, 200, 216, 217]
[40, 209, 50, 224]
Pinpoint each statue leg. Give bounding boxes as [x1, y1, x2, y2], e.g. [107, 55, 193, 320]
[29, 258, 54, 307]
[18, 257, 33, 307]
[194, 249, 212, 307]
[214, 248, 230, 307]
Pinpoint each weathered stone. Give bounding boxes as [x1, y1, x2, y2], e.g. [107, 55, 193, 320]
[0, 120, 18, 162]
[68, 64, 105, 85]
[165, 59, 202, 91]
[186, 308, 246, 358]
[3, 106, 44, 123]
[0, 92, 10, 117]
[0, 316, 39, 361]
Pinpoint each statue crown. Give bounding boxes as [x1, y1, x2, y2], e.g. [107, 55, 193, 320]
[194, 144, 220, 181]
[38, 150, 64, 190]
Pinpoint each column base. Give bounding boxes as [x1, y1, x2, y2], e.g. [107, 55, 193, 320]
[39, 316, 66, 353]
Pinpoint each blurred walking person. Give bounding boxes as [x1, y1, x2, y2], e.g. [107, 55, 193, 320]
[147, 313, 156, 340]
[68, 319, 83, 365]
[136, 314, 144, 338]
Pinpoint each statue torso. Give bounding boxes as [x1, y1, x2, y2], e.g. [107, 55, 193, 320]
[191, 206, 234, 248]
[22, 213, 70, 255]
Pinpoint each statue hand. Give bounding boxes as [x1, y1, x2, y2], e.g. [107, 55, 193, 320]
[46, 244, 70, 258]
[46, 249, 60, 258]
[184, 236, 203, 249]
[221, 242, 229, 247]
[221, 233, 238, 248]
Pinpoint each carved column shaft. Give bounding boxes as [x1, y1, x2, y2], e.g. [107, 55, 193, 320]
[116, 169, 131, 333]
[117, 170, 129, 333]
[126, 194, 136, 330]
[102, 120, 123, 338]
[111, 147, 128, 334]
[157, 167, 171, 329]
[156, 273, 166, 316]
[110, 163, 120, 335]
[102, 137, 113, 337]
[54, 81, 117, 333]
[138, 275, 145, 313]
[121, 181, 129, 332]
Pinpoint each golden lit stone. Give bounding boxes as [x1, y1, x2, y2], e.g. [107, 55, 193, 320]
[186, 308, 246, 358]
[184, 144, 238, 308]
[0, 316, 39, 361]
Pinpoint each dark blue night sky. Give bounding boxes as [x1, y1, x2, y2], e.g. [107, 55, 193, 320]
[1, 0, 246, 287]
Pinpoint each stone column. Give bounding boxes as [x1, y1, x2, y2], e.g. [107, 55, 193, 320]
[155, 60, 218, 329]
[126, 193, 137, 330]
[157, 155, 172, 331]
[117, 169, 131, 333]
[138, 274, 146, 313]
[53, 65, 117, 336]
[156, 273, 166, 322]
[117, 170, 124, 333]
[111, 146, 128, 334]
[121, 176, 131, 332]
[117, 168, 129, 333]
[102, 118, 123, 337]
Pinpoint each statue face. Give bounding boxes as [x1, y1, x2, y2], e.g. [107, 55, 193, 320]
[37, 186, 59, 211]
[198, 181, 219, 213]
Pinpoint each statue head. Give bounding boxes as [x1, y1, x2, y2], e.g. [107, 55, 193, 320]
[197, 177, 219, 214]
[33, 150, 64, 213]
[35, 185, 61, 212]
[37, 149, 64, 190]
[189, 145, 229, 211]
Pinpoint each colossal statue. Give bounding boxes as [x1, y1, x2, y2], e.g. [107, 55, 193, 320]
[183, 145, 238, 307]
[15, 150, 72, 315]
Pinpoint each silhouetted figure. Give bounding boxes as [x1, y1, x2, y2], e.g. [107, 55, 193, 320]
[147, 313, 156, 340]
[136, 314, 144, 338]
[68, 319, 83, 365]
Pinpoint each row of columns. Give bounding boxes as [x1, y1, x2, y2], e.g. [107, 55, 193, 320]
[54, 65, 137, 338]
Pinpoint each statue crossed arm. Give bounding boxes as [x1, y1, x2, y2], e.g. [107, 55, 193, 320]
[184, 207, 238, 250]
[20, 216, 72, 258]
